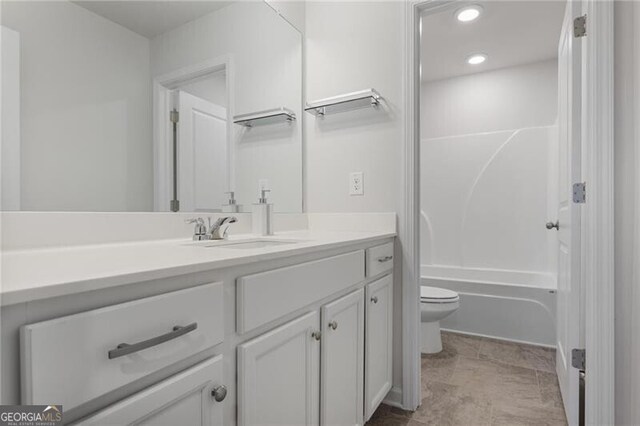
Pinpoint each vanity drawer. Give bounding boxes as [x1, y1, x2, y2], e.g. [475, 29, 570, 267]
[366, 242, 394, 277]
[237, 250, 365, 333]
[21, 282, 223, 411]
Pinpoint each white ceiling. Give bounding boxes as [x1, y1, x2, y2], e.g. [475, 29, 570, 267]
[420, 1, 566, 82]
[73, 1, 234, 38]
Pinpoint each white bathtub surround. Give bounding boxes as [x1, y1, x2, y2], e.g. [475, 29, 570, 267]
[420, 125, 558, 272]
[419, 58, 560, 352]
[422, 266, 556, 347]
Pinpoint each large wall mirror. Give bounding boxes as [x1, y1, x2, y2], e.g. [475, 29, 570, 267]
[1, 1, 303, 213]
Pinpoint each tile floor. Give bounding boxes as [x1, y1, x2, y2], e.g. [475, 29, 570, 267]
[367, 332, 568, 426]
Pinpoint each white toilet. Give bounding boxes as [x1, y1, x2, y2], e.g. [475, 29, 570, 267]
[420, 286, 460, 354]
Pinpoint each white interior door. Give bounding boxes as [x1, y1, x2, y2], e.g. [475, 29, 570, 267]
[177, 90, 228, 212]
[556, 2, 583, 424]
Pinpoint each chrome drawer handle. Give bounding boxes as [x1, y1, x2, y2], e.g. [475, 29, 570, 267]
[377, 255, 393, 263]
[311, 331, 322, 341]
[108, 322, 198, 359]
[328, 321, 338, 330]
[371, 296, 378, 304]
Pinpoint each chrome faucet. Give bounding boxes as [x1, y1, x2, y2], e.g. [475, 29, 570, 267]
[186, 216, 238, 241]
[186, 218, 208, 241]
[208, 216, 238, 240]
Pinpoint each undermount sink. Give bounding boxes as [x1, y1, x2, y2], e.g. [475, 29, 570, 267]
[196, 239, 300, 250]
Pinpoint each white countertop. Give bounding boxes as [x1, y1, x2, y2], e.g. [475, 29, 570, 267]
[1, 230, 395, 306]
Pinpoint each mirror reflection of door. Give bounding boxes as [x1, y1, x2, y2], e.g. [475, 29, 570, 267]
[174, 72, 229, 212]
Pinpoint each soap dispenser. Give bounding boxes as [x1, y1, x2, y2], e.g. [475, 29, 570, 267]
[222, 191, 239, 213]
[252, 189, 273, 236]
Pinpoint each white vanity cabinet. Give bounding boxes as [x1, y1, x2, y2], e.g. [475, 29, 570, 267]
[21, 282, 224, 411]
[238, 289, 367, 426]
[11, 237, 395, 426]
[77, 355, 226, 426]
[364, 274, 394, 421]
[321, 289, 365, 426]
[237, 311, 321, 426]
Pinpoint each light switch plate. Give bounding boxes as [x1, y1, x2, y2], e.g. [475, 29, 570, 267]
[349, 172, 364, 196]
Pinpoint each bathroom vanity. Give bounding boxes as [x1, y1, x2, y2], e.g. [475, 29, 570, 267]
[0, 1, 400, 423]
[1, 223, 395, 425]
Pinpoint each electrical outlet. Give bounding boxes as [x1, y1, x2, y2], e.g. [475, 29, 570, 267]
[349, 172, 364, 196]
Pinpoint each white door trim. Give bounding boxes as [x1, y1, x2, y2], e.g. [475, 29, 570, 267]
[152, 55, 234, 212]
[400, 0, 423, 412]
[581, 1, 615, 424]
[404, 0, 615, 421]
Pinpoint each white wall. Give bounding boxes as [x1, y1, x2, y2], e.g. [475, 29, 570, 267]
[614, 2, 640, 424]
[265, 0, 306, 35]
[304, 1, 403, 214]
[421, 60, 559, 139]
[304, 0, 405, 404]
[1, 26, 20, 210]
[180, 71, 227, 107]
[151, 2, 303, 212]
[420, 60, 558, 273]
[1, 1, 153, 212]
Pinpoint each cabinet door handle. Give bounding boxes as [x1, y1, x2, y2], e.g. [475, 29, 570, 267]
[328, 321, 338, 330]
[212, 385, 227, 402]
[311, 331, 322, 341]
[377, 255, 393, 263]
[108, 322, 198, 359]
[371, 296, 378, 304]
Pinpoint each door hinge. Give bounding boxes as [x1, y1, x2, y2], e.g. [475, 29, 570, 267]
[170, 109, 179, 123]
[572, 348, 586, 370]
[573, 182, 586, 203]
[574, 15, 587, 38]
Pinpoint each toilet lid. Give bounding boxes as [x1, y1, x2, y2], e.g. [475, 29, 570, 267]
[420, 286, 459, 302]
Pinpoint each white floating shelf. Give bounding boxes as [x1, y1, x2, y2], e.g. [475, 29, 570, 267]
[233, 108, 296, 127]
[305, 89, 381, 116]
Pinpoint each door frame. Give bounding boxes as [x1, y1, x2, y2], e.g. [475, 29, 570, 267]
[152, 55, 234, 212]
[403, 0, 615, 422]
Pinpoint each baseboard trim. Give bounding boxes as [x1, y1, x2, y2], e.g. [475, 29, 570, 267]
[382, 386, 404, 409]
[440, 328, 557, 350]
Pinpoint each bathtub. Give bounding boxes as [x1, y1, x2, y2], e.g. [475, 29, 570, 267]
[421, 265, 557, 347]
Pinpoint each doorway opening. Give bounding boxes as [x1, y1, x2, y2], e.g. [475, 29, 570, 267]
[417, 1, 572, 423]
[375, 0, 611, 424]
[153, 59, 233, 213]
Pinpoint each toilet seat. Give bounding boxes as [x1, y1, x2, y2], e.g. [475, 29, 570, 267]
[420, 286, 459, 303]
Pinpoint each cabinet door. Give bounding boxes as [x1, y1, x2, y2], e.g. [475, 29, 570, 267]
[321, 289, 365, 426]
[78, 356, 225, 425]
[364, 274, 393, 421]
[238, 311, 320, 426]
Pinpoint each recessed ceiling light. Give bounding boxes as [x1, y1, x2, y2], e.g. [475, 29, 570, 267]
[456, 5, 483, 23]
[466, 53, 487, 65]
